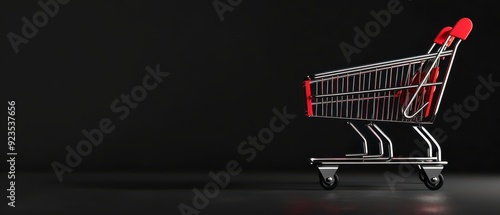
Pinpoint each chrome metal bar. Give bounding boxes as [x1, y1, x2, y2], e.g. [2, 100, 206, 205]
[364, 124, 384, 158]
[402, 36, 453, 119]
[312, 50, 453, 79]
[372, 123, 393, 159]
[412, 126, 433, 158]
[311, 161, 448, 165]
[391, 157, 438, 161]
[421, 126, 442, 162]
[345, 121, 368, 157]
[433, 40, 462, 116]
[307, 116, 433, 124]
[310, 157, 438, 162]
[357, 71, 362, 118]
[336, 76, 339, 117]
[312, 95, 394, 105]
[314, 83, 442, 98]
[427, 43, 436, 54]
[386, 68, 392, 120]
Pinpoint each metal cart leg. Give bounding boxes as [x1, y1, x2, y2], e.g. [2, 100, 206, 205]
[345, 122, 368, 157]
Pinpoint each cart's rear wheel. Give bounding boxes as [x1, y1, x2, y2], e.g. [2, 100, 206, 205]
[423, 174, 444, 190]
[318, 172, 339, 190]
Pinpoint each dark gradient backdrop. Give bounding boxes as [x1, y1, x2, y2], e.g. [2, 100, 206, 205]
[1, 0, 498, 175]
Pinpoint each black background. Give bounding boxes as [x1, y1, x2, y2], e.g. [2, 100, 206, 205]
[1, 0, 499, 176]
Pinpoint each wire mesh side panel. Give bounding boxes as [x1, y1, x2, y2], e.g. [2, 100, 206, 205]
[308, 61, 434, 123]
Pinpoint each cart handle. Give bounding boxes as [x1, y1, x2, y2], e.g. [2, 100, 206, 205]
[449, 17, 473, 40]
[434, 26, 453, 46]
[430, 17, 473, 50]
[402, 18, 473, 119]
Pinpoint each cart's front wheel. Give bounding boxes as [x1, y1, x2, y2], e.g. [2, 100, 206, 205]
[424, 174, 444, 190]
[319, 173, 339, 190]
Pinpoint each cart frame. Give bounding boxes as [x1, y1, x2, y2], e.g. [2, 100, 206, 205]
[302, 18, 473, 190]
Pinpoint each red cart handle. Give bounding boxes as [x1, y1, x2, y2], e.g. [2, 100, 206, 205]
[434, 26, 453, 46]
[399, 18, 473, 119]
[450, 17, 473, 40]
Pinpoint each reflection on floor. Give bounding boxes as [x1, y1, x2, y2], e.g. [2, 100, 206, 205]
[3, 170, 500, 215]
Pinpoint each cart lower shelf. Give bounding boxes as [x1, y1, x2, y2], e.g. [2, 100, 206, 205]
[311, 157, 447, 190]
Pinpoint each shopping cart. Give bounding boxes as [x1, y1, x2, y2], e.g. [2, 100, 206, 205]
[302, 17, 473, 190]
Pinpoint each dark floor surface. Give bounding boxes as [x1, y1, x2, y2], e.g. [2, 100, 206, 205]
[2, 168, 500, 215]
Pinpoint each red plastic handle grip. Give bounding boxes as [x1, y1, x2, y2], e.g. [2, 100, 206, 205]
[449, 17, 473, 40]
[434, 26, 453, 45]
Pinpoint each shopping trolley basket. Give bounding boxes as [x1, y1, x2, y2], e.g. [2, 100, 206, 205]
[302, 18, 473, 190]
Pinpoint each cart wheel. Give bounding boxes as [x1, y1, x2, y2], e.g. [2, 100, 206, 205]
[318, 172, 339, 190]
[418, 170, 426, 182]
[423, 174, 444, 190]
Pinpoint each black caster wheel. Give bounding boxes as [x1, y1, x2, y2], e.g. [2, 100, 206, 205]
[424, 174, 444, 190]
[418, 170, 426, 182]
[318, 172, 339, 190]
